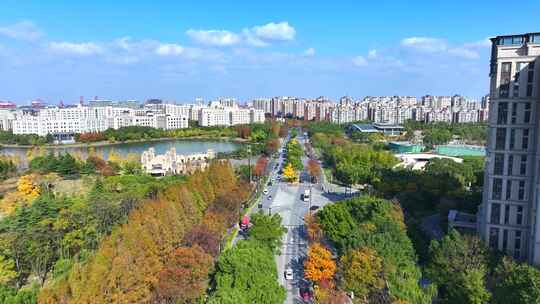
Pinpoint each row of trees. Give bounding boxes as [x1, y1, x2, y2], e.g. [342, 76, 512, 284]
[28, 152, 141, 177]
[208, 212, 287, 303]
[403, 121, 488, 146]
[315, 196, 435, 303]
[0, 131, 53, 146]
[38, 161, 247, 303]
[312, 131, 397, 187]
[282, 137, 303, 183]
[0, 158, 17, 181]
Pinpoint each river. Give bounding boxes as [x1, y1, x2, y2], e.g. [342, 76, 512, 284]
[0, 139, 241, 168]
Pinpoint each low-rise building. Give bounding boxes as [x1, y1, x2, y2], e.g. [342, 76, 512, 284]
[141, 147, 216, 176]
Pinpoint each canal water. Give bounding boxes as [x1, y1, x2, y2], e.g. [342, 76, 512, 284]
[0, 139, 241, 168]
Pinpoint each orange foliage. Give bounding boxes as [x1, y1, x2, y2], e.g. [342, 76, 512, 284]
[155, 245, 213, 303]
[235, 125, 252, 139]
[38, 160, 241, 304]
[253, 156, 269, 178]
[307, 159, 322, 182]
[304, 243, 336, 283]
[305, 214, 323, 243]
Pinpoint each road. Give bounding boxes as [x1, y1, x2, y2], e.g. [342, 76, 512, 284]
[233, 133, 356, 303]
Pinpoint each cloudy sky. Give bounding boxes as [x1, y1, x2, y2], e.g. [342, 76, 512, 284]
[0, 0, 539, 104]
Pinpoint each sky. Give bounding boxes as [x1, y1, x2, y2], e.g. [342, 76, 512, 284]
[0, 0, 539, 105]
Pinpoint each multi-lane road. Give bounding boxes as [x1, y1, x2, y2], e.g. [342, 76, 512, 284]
[235, 132, 354, 303]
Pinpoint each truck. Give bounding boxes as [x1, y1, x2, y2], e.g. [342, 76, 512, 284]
[303, 189, 310, 202]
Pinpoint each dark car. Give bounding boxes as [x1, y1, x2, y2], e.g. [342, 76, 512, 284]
[309, 205, 319, 211]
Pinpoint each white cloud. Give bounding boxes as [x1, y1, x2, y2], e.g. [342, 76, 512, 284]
[48, 41, 103, 56]
[186, 29, 241, 46]
[250, 22, 295, 41]
[303, 48, 315, 56]
[352, 55, 368, 67]
[186, 21, 296, 48]
[464, 38, 491, 48]
[401, 37, 447, 52]
[0, 21, 42, 41]
[368, 49, 378, 59]
[155, 43, 184, 56]
[448, 47, 479, 59]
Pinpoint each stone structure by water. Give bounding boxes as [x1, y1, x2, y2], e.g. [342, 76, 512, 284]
[141, 147, 215, 176]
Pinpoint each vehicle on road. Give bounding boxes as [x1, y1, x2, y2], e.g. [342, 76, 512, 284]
[309, 205, 319, 212]
[268, 181, 273, 186]
[284, 268, 293, 280]
[240, 216, 250, 230]
[303, 189, 310, 202]
[268, 195, 272, 200]
[263, 189, 269, 195]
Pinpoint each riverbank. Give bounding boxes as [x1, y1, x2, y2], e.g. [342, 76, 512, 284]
[0, 136, 249, 149]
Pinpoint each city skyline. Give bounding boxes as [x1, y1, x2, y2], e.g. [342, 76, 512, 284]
[1, 1, 539, 103]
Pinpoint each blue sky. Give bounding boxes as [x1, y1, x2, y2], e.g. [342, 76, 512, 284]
[1, 0, 539, 104]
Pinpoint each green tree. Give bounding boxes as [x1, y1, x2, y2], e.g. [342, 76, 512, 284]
[426, 229, 491, 304]
[492, 257, 540, 304]
[249, 212, 287, 254]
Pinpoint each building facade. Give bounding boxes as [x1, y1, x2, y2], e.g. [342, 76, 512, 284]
[478, 32, 540, 264]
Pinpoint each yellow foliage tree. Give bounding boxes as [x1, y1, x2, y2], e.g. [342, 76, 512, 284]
[304, 243, 336, 283]
[282, 163, 298, 183]
[17, 174, 41, 201]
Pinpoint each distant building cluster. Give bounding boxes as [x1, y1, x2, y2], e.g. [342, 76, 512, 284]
[249, 95, 489, 125]
[0, 97, 265, 138]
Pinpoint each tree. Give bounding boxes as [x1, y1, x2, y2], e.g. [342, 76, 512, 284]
[304, 214, 323, 242]
[249, 212, 287, 253]
[339, 247, 384, 301]
[253, 157, 268, 179]
[16, 174, 41, 201]
[155, 245, 213, 304]
[308, 159, 322, 182]
[209, 240, 286, 304]
[304, 243, 336, 283]
[265, 138, 280, 155]
[183, 225, 221, 257]
[426, 229, 490, 304]
[282, 163, 298, 183]
[492, 257, 540, 304]
[0, 255, 17, 285]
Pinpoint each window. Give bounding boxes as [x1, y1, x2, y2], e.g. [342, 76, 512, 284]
[532, 34, 540, 44]
[493, 178, 503, 200]
[518, 180, 525, 200]
[496, 128, 506, 150]
[497, 102, 509, 124]
[527, 62, 535, 97]
[520, 155, 527, 175]
[514, 230, 522, 259]
[500, 63, 512, 98]
[504, 205, 510, 224]
[490, 227, 499, 248]
[522, 129, 529, 150]
[517, 206, 523, 225]
[511, 103, 517, 122]
[491, 203, 501, 224]
[503, 229, 508, 251]
[509, 129, 515, 150]
[494, 154, 504, 175]
[524, 103, 531, 123]
[506, 180, 512, 200]
[508, 155, 514, 175]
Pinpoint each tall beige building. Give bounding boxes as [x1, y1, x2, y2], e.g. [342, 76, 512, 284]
[479, 32, 540, 264]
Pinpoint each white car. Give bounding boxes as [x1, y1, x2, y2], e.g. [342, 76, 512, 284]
[284, 268, 293, 280]
[263, 189, 269, 195]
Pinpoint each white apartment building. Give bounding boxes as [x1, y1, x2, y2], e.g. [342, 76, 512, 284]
[478, 32, 540, 264]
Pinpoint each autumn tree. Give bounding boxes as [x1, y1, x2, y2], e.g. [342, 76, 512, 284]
[305, 214, 323, 242]
[339, 247, 384, 301]
[304, 243, 336, 283]
[155, 245, 213, 304]
[253, 156, 269, 179]
[308, 159, 322, 182]
[282, 163, 298, 183]
[265, 138, 280, 155]
[17, 174, 41, 201]
[183, 225, 221, 257]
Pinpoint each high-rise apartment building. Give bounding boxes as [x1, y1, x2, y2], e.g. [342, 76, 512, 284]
[479, 32, 540, 264]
